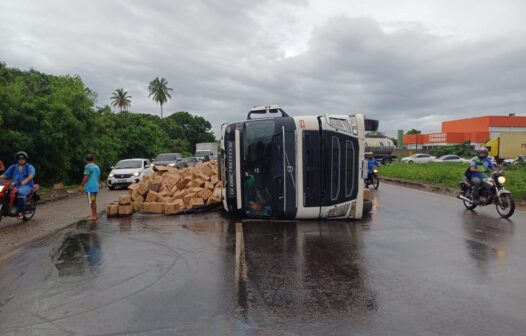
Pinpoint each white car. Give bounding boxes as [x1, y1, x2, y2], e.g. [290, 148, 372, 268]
[400, 154, 436, 164]
[432, 155, 466, 163]
[108, 159, 153, 190]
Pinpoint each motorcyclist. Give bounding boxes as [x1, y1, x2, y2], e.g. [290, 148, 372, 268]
[0, 152, 36, 219]
[366, 152, 380, 180]
[468, 147, 496, 204]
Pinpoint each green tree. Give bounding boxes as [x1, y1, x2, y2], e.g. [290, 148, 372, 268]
[148, 77, 172, 118]
[406, 129, 421, 135]
[0, 62, 216, 186]
[110, 88, 131, 112]
[167, 112, 215, 150]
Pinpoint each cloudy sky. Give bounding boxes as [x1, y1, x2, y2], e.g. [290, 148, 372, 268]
[1, 0, 525, 137]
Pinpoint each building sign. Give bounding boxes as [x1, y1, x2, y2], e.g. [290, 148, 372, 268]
[428, 133, 447, 143]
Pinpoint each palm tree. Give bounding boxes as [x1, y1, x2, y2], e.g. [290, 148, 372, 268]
[148, 77, 173, 118]
[110, 88, 132, 112]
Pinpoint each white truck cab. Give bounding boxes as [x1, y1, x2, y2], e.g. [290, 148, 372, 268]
[219, 105, 377, 219]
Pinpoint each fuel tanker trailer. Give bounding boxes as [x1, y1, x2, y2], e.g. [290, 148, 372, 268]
[364, 136, 396, 164]
[219, 105, 378, 220]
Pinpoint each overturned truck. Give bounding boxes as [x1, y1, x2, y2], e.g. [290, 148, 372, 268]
[219, 105, 378, 220]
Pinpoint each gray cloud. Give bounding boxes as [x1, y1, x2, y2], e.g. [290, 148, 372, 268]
[1, 1, 525, 137]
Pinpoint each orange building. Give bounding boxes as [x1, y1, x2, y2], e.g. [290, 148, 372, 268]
[403, 115, 526, 150]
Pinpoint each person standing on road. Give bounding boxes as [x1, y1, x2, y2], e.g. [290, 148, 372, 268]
[0, 151, 36, 220]
[78, 154, 101, 220]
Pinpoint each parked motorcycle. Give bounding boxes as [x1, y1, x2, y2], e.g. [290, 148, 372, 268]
[365, 169, 380, 190]
[457, 171, 515, 218]
[0, 179, 39, 221]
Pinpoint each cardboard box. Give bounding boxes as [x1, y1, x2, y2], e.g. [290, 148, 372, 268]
[131, 202, 142, 212]
[206, 195, 221, 206]
[176, 177, 192, 189]
[150, 202, 165, 214]
[146, 190, 160, 203]
[107, 204, 119, 216]
[141, 202, 152, 212]
[183, 193, 197, 208]
[137, 182, 149, 195]
[204, 182, 215, 190]
[134, 195, 144, 204]
[210, 176, 219, 185]
[197, 188, 212, 201]
[119, 195, 132, 205]
[174, 199, 186, 210]
[128, 183, 140, 191]
[200, 165, 213, 177]
[189, 178, 205, 188]
[119, 205, 133, 216]
[174, 189, 188, 200]
[148, 183, 160, 193]
[363, 189, 371, 202]
[213, 188, 222, 198]
[198, 173, 211, 181]
[164, 202, 181, 215]
[189, 187, 203, 194]
[190, 198, 205, 209]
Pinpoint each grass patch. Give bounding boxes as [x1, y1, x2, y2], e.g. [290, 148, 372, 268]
[380, 163, 526, 200]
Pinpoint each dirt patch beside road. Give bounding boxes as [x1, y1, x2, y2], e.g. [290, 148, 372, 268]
[0, 188, 127, 257]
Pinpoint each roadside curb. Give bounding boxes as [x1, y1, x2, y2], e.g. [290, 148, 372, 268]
[380, 176, 526, 207]
[39, 190, 81, 205]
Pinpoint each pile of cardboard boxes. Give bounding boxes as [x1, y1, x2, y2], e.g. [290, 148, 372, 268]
[107, 161, 222, 217]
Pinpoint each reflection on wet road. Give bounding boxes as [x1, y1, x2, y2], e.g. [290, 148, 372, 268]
[0, 184, 525, 336]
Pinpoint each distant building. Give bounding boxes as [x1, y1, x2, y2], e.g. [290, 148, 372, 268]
[403, 115, 526, 150]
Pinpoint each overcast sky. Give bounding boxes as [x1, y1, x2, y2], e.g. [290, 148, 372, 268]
[1, 0, 525, 137]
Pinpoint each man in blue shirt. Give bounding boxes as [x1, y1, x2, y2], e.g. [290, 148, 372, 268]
[366, 152, 380, 179]
[469, 147, 496, 204]
[0, 151, 36, 219]
[78, 153, 101, 220]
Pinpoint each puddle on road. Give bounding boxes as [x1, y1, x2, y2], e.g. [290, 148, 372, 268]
[51, 221, 102, 276]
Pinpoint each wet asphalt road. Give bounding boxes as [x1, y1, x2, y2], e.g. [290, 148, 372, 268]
[0, 184, 525, 336]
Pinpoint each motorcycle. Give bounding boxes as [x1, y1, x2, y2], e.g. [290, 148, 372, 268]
[365, 169, 380, 190]
[457, 171, 515, 218]
[0, 179, 39, 221]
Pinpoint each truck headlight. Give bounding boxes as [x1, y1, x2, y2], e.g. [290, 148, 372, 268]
[168, 163, 176, 167]
[109, 173, 114, 178]
[133, 172, 140, 177]
[497, 176, 506, 184]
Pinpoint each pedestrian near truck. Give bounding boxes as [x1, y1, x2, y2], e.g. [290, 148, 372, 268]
[78, 154, 101, 220]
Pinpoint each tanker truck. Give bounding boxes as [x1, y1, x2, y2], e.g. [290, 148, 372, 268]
[364, 135, 396, 164]
[219, 105, 378, 220]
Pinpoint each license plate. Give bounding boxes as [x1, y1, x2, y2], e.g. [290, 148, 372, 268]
[116, 179, 127, 183]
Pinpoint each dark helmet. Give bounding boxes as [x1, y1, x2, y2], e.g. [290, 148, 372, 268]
[15, 151, 28, 160]
[476, 147, 488, 159]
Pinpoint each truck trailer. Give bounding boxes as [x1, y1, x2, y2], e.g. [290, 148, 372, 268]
[485, 132, 526, 162]
[195, 142, 219, 161]
[219, 105, 377, 220]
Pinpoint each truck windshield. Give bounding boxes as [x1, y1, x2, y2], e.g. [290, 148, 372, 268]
[243, 120, 275, 217]
[195, 151, 209, 158]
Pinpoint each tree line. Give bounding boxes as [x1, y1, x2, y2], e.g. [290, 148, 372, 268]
[0, 62, 215, 186]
